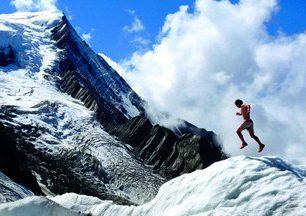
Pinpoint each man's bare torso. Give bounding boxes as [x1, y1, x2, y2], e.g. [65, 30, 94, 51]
[240, 104, 251, 120]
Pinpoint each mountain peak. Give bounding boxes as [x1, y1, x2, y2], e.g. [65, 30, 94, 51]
[0, 10, 62, 28]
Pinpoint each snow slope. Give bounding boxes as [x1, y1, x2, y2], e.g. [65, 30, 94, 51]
[0, 196, 79, 216]
[1, 156, 305, 216]
[0, 11, 60, 72]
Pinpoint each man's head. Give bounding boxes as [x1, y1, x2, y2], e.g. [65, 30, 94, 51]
[235, 99, 243, 108]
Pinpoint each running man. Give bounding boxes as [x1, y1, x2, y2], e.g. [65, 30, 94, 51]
[235, 99, 265, 152]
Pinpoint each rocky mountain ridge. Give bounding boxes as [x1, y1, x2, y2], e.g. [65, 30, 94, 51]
[49, 14, 227, 179]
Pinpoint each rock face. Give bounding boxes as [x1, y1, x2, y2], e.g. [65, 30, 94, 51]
[51, 16, 144, 126]
[0, 104, 161, 205]
[109, 116, 228, 179]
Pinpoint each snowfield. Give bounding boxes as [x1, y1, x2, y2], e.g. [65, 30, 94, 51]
[1, 156, 306, 216]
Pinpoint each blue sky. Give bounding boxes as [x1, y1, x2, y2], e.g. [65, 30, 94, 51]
[1, 0, 305, 61]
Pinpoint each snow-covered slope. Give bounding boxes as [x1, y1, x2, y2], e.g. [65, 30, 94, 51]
[0, 11, 60, 72]
[1, 156, 305, 216]
[0, 10, 143, 121]
[0, 196, 79, 216]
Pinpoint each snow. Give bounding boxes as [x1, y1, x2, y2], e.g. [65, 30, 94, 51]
[98, 53, 127, 77]
[0, 196, 79, 216]
[121, 92, 141, 117]
[1, 156, 305, 216]
[0, 11, 62, 72]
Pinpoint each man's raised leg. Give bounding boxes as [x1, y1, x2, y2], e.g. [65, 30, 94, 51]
[237, 128, 248, 149]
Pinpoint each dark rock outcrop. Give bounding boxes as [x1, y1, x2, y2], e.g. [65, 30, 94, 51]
[0, 46, 16, 66]
[0, 122, 43, 195]
[109, 116, 228, 179]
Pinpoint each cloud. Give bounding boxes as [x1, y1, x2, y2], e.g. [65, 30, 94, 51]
[131, 36, 151, 48]
[11, 0, 57, 11]
[64, 6, 73, 20]
[81, 33, 92, 43]
[120, 0, 306, 164]
[81, 28, 95, 43]
[123, 11, 145, 33]
[122, 10, 150, 50]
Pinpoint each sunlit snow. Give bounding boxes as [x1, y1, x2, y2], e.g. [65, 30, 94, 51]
[1, 156, 305, 215]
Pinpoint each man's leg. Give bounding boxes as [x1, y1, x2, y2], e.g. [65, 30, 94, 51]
[248, 128, 265, 152]
[236, 127, 248, 149]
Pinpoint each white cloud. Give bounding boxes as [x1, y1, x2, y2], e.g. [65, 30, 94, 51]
[81, 28, 95, 43]
[131, 36, 150, 48]
[123, 15, 145, 33]
[11, 0, 57, 12]
[120, 0, 306, 164]
[123, 10, 150, 49]
[81, 33, 92, 43]
[64, 6, 73, 20]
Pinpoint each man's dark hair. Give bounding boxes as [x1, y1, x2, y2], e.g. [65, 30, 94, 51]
[235, 99, 243, 106]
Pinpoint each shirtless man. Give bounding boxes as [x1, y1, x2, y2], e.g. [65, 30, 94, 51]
[235, 99, 265, 152]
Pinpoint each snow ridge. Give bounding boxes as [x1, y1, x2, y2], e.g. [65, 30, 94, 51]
[1, 156, 306, 216]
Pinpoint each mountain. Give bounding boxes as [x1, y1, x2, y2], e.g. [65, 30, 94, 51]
[1, 156, 305, 216]
[0, 9, 226, 207]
